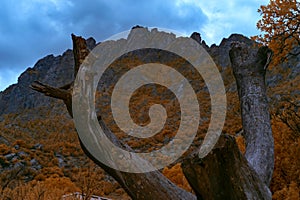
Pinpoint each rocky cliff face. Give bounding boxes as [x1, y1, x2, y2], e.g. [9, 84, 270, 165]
[0, 38, 96, 118]
[0, 33, 299, 119]
[0, 51, 73, 116]
[208, 34, 255, 69]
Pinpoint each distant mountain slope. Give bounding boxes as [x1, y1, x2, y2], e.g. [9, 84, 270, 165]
[0, 33, 298, 120]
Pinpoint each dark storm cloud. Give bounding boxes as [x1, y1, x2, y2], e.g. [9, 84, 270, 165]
[0, 0, 207, 91]
[66, 0, 207, 38]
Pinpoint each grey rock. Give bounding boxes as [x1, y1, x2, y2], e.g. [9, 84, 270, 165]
[0, 49, 75, 117]
[55, 152, 66, 168]
[13, 161, 25, 169]
[266, 74, 283, 87]
[291, 90, 300, 96]
[57, 157, 65, 168]
[209, 34, 255, 70]
[30, 159, 41, 170]
[33, 143, 43, 150]
[30, 158, 38, 165]
[86, 37, 97, 50]
[190, 32, 209, 49]
[0, 135, 10, 145]
[191, 32, 202, 44]
[288, 61, 300, 79]
[17, 151, 28, 158]
[5, 153, 16, 161]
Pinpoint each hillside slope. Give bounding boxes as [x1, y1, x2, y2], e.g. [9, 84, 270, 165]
[0, 33, 299, 199]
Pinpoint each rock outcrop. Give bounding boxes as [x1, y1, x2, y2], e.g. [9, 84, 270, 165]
[0, 38, 96, 118]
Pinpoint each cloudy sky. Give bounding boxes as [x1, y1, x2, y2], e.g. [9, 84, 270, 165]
[0, 0, 268, 91]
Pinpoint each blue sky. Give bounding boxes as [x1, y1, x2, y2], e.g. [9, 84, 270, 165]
[0, 0, 268, 91]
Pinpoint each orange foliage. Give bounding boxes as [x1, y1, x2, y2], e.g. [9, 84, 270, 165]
[273, 181, 300, 200]
[271, 120, 300, 198]
[235, 135, 246, 154]
[162, 163, 193, 193]
[0, 144, 11, 155]
[254, 0, 300, 65]
[3, 178, 78, 200]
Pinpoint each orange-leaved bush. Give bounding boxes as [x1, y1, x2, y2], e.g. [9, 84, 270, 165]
[253, 0, 300, 65]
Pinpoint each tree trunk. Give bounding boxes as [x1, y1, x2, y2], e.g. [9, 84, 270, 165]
[181, 42, 273, 200]
[229, 43, 274, 186]
[182, 135, 271, 200]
